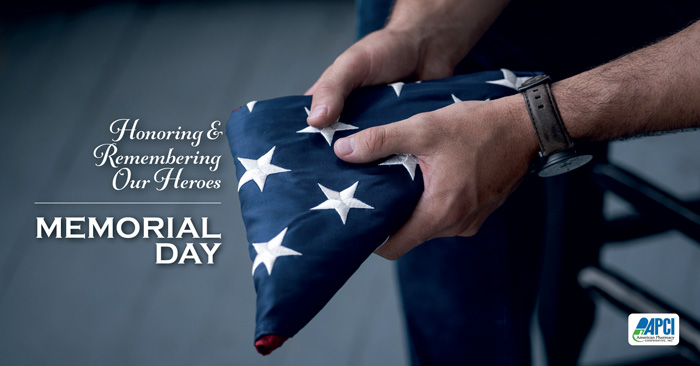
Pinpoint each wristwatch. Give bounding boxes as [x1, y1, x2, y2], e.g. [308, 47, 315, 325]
[517, 74, 592, 177]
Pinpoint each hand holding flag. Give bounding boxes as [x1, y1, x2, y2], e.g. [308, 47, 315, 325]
[226, 70, 538, 354]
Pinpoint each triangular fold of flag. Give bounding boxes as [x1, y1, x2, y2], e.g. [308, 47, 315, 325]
[225, 69, 539, 355]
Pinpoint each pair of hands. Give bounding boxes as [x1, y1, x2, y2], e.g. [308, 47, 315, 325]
[304, 28, 537, 260]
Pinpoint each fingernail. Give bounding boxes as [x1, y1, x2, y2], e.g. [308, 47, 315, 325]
[335, 136, 354, 156]
[308, 105, 328, 120]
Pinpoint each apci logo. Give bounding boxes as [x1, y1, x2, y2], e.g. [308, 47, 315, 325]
[628, 313, 679, 346]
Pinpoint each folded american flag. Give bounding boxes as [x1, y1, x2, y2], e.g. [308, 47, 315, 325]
[225, 69, 538, 355]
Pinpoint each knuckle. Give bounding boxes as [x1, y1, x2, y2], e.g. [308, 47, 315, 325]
[463, 215, 488, 237]
[441, 209, 464, 232]
[360, 126, 388, 158]
[332, 49, 370, 86]
[427, 196, 474, 238]
[409, 112, 431, 130]
[313, 83, 336, 99]
[409, 113, 439, 149]
[336, 51, 363, 71]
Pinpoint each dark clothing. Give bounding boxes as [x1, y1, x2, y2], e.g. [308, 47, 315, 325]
[462, 0, 700, 81]
[356, 1, 700, 365]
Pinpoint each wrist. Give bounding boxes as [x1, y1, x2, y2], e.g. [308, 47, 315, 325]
[383, 18, 470, 69]
[515, 75, 594, 176]
[385, 0, 510, 71]
[549, 78, 608, 142]
[492, 95, 541, 170]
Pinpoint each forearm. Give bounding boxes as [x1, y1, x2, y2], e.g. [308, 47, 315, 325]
[386, 0, 510, 71]
[554, 20, 700, 142]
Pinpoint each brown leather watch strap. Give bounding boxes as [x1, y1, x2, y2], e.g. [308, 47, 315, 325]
[518, 75, 573, 157]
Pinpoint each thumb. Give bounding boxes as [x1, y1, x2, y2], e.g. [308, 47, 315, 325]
[334, 118, 419, 163]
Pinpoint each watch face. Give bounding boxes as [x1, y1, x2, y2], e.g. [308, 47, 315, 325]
[538, 153, 593, 177]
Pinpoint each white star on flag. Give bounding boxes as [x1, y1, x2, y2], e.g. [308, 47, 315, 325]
[246, 100, 257, 112]
[237, 146, 291, 192]
[452, 94, 489, 103]
[389, 82, 405, 96]
[298, 107, 358, 145]
[311, 181, 374, 224]
[252, 228, 302, 276]
[486, 68, 532, 90]
[380, 154, 419, 180]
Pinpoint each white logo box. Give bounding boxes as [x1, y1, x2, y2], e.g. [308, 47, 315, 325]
[628, 313, 679, 346]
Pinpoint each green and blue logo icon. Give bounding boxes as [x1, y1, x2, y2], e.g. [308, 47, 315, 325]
[632, 317, 649, 343]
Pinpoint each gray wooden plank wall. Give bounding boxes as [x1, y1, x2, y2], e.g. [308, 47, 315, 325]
[0, 1, 409, 365]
